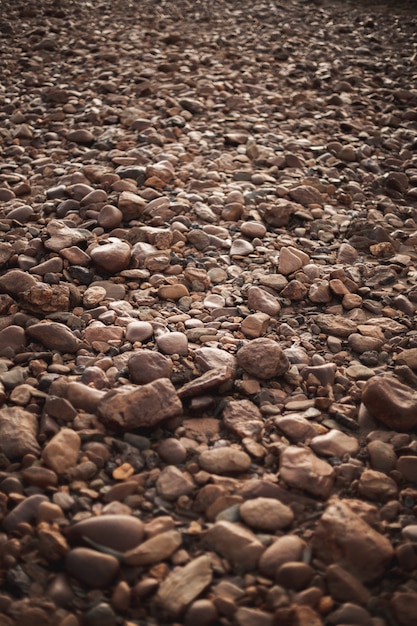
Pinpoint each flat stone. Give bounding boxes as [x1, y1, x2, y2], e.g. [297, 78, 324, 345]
[66, 547, 119, 587]
[239, 497, 294, 531]
[123, 529, 182, 565]
[222, 399, 264, 439]
[362, 376, 417, 431]
[156, 465, 194, 500]
[178, 367, 231, 398]
[311, 497, 394, 582]
[279, 445, 335, 498]
[236, 338, 289, 379]
[42, 428, 81, 474]
[68, 514, 145, 553]
[247, 286, 280, 316]
[198, 447, 251, 474]
[97, 378, 182, 430]
[26, 321, 82, 353]
[204, 521, 264, 572]
[0, 406, 40, 459]
[155, 555, 213, 617]
[310, 430, 360, 458]
[315, 314, 357, 338]
[195, 347, 237, 375]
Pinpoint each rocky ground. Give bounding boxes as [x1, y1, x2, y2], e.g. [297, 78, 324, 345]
[0, 0, 417, 624]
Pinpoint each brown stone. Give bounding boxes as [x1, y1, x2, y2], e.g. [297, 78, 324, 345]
[128, 350, 173, 384]
[311, 497, 394, 582]
[279, 446, 335, 499]
[97, 378, 182, 430]
[26, 321, 81, 353]
[0, 406, 40, 459]
[236, 338, 289, 379]
[362, 376, 417, 431]
[66, 547, 119, 587]
[204, 521, 264, 572]
[68, 515, 145, 552]
[42, 428, 81, 474]
[123, 530, 182, 566]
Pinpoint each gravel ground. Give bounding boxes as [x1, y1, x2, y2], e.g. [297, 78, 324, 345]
[1, 0, 417, 625]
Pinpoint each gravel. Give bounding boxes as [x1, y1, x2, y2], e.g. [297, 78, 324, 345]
[0, 0, 417, 624]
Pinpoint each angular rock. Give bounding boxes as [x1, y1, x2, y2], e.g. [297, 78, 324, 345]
[178, 367, 231, 398]
[155, 555, 213, 617]
[156, 465, 194, 501]
[42, 428, 81, 474]
[362, 376, 417, 431]
[124, 530, 182, 566]
[279, 446, 335, 499]
[204, 521, 264, 572]
[26, 321, 82, 353]
[311, 497, 394, 582]
[97, 378, 182, 430]
[0, 406, 40, 459]
[222, 399, 264, 439]
[247, 286, 280, 316]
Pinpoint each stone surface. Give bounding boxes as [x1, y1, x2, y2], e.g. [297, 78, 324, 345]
[68, 515, 145, 552]
[123, 529, 182, 565]
[154, 555, 213, 617]
[236, 338, 290, 379]
[239, 497, 294, 531]
[97, 378, 182, 430]
[42, 428, 81, 474]
[66, 547, 119, 587]
[198, 447, 251, 474]
[204, 521, 264, 572]
[279, 446, 335, 499]
[0, 407, 40, 459]
[312, 497, 394, 582]
[362, 376, 417, 431]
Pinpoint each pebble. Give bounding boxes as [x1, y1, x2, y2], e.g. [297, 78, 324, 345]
[0, 407, 40, 459]
[26, 322, 81, 353]
[123, 529, 182, 565]
[90, 238, 131, 273]
[198, 447, 251, 474]
[65, 547, 119, 587]
[312, 497, 394, 582]
[310, 430, 360, 458]
[154, 555, 213, 617]
[362, 376, 417, 431]
[156, 331, 188, 356]
[279, 446, 335, 499]
[236, 338, 289, 379]
[128, 350, 173, 384]
[156, 465, 194, 500]
[41, 428, 81, 474]
[258, 535, 306, 579]
[97, 378, 182, 430]
[67, 514, 145, 552]
[239, 497, 294, 531]
[204, 520, 265, 572]
[247, 286, 280, 316]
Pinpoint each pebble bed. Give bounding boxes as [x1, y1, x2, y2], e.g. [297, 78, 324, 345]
[0, 0, 417, 624]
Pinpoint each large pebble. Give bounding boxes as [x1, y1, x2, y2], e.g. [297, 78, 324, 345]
[258, 535, 306, 578]
[204, 521, 264, 572]
[128, 350, 172, 384]
[155, 555, 213, 617]
[26, 321, 81, 353]
[198, 447, 251, 474]
[156, 465, 194, 500]
[312, 497, 394, 582]
[124, 529, 182, 566]
[66, 547, 119, 587]
[239, 497, 294, 531]
[97, 378, 182, 430]
[236, 338, 289, 379]
[68, 515, 145, 552]
[0, 406, 40, 459]
[90, 238, 131, 273]
[247, 286, 280, 316]
[279, 446, 335, 498]
[362, 376, 417, 431]
[42, 428, 81, 474]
